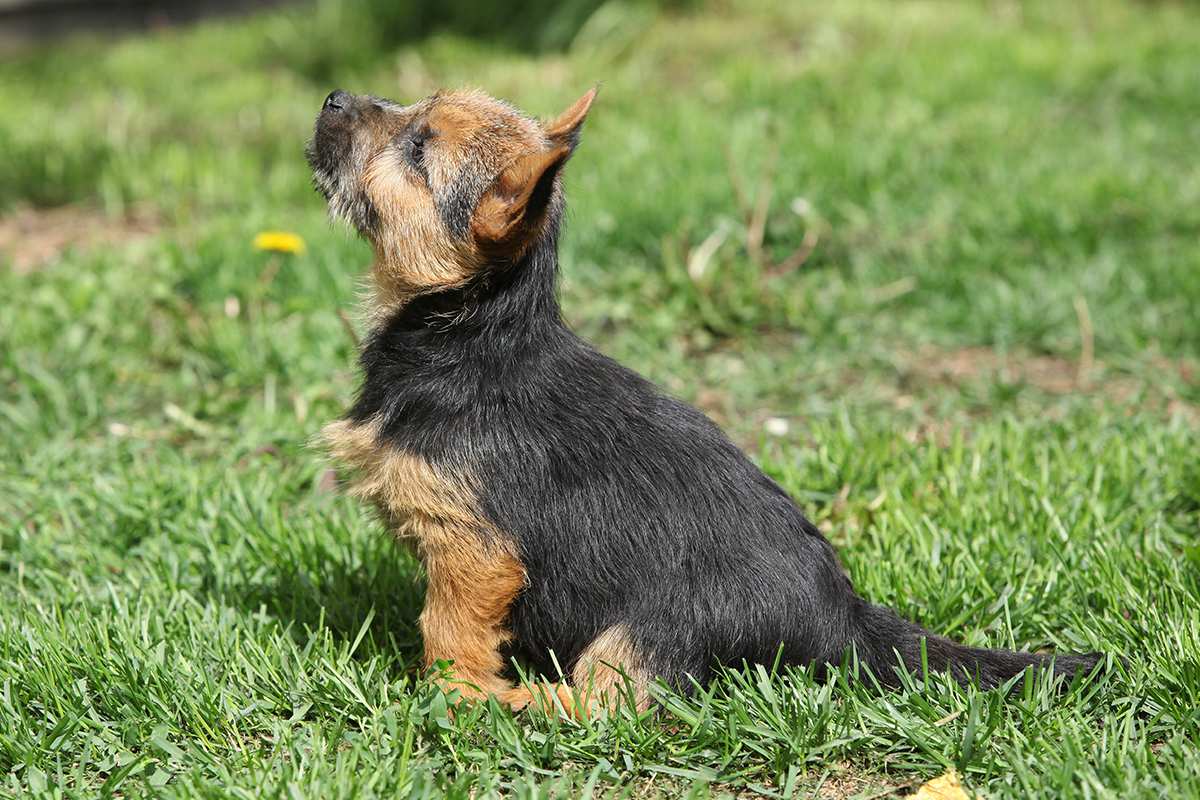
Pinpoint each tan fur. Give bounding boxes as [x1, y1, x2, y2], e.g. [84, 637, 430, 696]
[322, 418, 526, 697]
[362, 154, 478, 314]
[471, 144, 572, 260]
[497, 682, 578, 716]
[331, 88, 593, 318]
[323, 420, 652, 716]
[571, 623, 652, 711]
[493, 624, 652, 718]
[356, 90, 552, 317]
[544, 87, 597, 146]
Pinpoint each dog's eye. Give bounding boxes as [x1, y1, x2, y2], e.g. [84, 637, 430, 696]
[406, 128, 433, 177]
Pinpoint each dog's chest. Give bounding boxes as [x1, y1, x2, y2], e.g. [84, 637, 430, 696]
[320, 418, 487, 550]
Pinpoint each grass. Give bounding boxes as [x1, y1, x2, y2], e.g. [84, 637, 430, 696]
[1, 0, 1198, 796]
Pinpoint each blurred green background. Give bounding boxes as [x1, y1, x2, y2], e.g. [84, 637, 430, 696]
[1, 1, 1198, 797]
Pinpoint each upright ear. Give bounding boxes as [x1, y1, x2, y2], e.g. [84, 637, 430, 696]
[472, 145, 572, 259]
[471, 88, 598, 259]
[544, 86, 598, 151]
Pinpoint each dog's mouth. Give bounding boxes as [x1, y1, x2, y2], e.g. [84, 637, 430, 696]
[304, 140, 331, 200]
[307, 90, 360, 201]
[307, 98, 381, 235]
[306, 121, 349, 200]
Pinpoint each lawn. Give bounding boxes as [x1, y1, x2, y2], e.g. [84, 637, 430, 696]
[1, 0, 1198, 796]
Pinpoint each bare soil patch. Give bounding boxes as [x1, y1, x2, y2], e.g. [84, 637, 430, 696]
[698, 340, 1198, 452]
[889, 345, 1200, 435]
[903, 345, 1195, 401]
[0, 203, 160, 273]
[906, 345, 1084, 394]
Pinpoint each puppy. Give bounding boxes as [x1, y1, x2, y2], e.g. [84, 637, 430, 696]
[307, 87, 1104, 714]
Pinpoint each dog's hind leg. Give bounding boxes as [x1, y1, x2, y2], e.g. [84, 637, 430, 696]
[497, 623, 654, 718]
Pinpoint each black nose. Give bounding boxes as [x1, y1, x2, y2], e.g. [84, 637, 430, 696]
[323, 90, 351, 112]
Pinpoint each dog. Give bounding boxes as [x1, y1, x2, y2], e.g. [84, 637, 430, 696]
[306, 86, 1105, 714]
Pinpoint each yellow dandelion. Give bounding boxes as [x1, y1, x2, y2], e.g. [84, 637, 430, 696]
[253, 231, 306, 255]
[912, 772, 969, 800]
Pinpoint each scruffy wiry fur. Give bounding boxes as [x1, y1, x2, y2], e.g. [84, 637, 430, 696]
[308, 86, 1107, 713]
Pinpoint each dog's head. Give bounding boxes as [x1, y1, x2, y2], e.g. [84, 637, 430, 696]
[307, 87, 596, 304]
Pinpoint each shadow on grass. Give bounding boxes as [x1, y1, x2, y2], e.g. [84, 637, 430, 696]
[206, 536, 427, 665]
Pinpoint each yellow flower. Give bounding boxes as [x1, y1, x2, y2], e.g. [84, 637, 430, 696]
[253, 231, 306, 255]
[912, 772, 969, 800]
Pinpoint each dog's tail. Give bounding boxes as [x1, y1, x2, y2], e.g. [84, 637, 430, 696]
[851, 601, 1104, 689]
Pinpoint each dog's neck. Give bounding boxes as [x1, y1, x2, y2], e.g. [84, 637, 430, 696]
[347, 218, 570, 426]
[367, 220, 563, 339]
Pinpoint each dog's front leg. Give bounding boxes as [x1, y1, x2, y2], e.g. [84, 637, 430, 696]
[419, 533, 526, 700]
